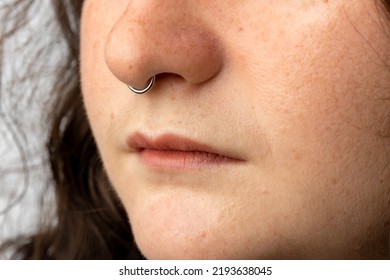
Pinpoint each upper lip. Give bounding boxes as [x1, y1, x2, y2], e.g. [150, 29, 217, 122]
[127, 132, 246, 161]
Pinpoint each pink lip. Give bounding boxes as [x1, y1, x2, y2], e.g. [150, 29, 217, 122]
[127, 133, 245, 170]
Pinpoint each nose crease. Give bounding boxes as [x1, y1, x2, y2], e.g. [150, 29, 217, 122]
[104, 2, 223, 90]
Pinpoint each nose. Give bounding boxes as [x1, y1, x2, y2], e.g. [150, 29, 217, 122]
[104, 1, 223, 90]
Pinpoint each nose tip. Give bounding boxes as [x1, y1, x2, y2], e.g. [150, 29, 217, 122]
[105, 30, 153, 88]
[104, 3, 223, 90]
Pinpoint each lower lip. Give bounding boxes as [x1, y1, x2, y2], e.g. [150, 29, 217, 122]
[139, 149, 241, 170]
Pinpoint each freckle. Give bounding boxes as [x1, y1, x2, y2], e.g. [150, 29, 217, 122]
[322, 0, 329, 3]
[197, 231, 207, 241]
[293, 151, 303, 161]
[260, 188, 269, 195]
[238, 27, 244, 32]
[331, 178, 337, 185]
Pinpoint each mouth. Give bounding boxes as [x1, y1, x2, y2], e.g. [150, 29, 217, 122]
[127, 132, 246, 170]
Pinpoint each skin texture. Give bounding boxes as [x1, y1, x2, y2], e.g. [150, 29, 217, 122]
[80, 0, 390, 259]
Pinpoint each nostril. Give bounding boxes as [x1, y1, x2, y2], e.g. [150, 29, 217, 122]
[155, 73, 183, 82]
[153, 73, 194, 91]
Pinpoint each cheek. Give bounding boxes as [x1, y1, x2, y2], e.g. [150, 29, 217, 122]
[232, 4, 390, 254]
[80, 2, 127, 149]
[241, 1, 390, 174]
[80, 3, 107, 122]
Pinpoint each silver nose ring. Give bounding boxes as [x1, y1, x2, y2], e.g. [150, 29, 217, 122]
[128, 76, 155, 94]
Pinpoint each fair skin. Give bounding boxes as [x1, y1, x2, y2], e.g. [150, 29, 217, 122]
[80, 0, 390, 259]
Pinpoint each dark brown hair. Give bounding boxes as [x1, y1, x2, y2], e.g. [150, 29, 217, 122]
[1, 0, 390, 259]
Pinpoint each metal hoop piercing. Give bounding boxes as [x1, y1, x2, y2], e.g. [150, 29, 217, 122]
[128, 76, 155, 94]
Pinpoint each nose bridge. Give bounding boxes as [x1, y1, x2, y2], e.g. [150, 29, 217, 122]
[104, 0, 223, 89]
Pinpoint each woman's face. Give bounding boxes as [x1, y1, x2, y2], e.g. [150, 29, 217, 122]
[80, 0, 390, 259]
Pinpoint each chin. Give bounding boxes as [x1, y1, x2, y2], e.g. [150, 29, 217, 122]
[134, 231, 245, 260]
[130, 213, 232, 259]
[127, 199, 251, 259]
